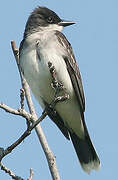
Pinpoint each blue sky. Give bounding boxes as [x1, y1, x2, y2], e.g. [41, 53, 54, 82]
[0, 0, 118, 179]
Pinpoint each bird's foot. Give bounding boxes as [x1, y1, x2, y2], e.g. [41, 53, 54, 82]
[48, 61, 70, 109]
[48, 61, 64, 91]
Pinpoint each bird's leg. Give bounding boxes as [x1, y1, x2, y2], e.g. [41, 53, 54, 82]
[48, 61, 69, 109]
[48, 61, 63, 91]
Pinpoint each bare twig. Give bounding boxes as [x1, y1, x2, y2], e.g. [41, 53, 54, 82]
[0, 162, 24, 180]
[0, 103, 31, 118]
[0, 102, 22, 115]
[0, 110, 47, 161]
[27, 168, 34, 180]
[0, 162, 33, 180]
[20, 88, 25, 109]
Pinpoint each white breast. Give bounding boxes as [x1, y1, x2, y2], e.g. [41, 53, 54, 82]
[20, 32, 74, 103]
[20, 31, 84, 137]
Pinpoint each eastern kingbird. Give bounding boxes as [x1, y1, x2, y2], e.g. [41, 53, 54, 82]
[19, 6, 100, 173]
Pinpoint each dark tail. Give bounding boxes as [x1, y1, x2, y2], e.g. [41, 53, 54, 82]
[69, 131, 100, 173]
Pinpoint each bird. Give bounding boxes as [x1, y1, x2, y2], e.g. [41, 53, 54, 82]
[19, 6, 100, 173]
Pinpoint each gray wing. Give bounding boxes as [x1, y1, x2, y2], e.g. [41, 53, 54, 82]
[55, 31, 85, 113]
[55, 32, 100, 169]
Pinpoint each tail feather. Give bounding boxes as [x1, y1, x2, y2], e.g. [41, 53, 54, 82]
[69, 131, 100, 173]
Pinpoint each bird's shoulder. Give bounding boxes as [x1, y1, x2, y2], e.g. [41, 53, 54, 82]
[55, 30, 85, 112]
[55, 31, 82, 81]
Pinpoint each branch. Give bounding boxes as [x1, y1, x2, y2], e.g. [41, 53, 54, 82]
[20, 88, 25, 109]
[0, 162, 33, 180]
[11, 41, 61, 180]
[0, 162, 24, 180]
[0, 102, 31, 118]
[27, 168, 34, 180]
[0, 110, 47, 161]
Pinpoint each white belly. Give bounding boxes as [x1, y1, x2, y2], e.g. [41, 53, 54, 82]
[20, 44, 84, 137]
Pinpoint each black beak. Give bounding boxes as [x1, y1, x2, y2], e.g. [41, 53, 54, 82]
[58, 20, 76, 27]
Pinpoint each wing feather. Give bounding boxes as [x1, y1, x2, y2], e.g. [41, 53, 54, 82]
[55, 31, 85, 113]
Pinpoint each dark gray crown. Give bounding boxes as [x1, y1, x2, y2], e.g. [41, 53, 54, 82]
[24, 7, 62, 37]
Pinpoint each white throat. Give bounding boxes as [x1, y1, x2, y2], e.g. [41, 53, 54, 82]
[39, 24, 64, 32]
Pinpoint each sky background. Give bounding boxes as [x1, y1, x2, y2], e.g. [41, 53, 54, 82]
[0, 0, 118, 179]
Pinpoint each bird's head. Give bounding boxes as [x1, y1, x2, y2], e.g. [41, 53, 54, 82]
[24, 6, 75, 37]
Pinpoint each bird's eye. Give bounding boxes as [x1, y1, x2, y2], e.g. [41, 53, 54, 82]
[47, 16, 53, 23]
